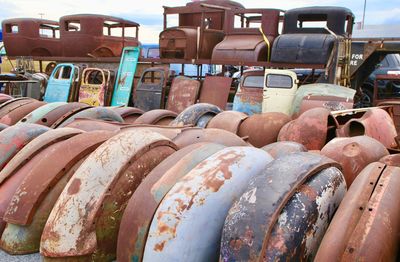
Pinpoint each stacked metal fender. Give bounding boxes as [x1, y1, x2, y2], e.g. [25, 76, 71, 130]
[220, 153, 346, 261]
[40, 129, 178, 260]
[315, 162, 400, 261]
[169, 103, 222, 127]
[0, 98, 45, 125]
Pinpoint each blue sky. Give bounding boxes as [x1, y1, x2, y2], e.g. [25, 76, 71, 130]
[0, 0, 399, 42]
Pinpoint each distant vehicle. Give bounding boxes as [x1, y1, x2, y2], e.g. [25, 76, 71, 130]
[141, 44, 159, 58]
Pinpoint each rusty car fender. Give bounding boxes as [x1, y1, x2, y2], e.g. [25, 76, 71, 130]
[17, 102, 67, 124]
[40, 129, 178, 260]
[110, 107, 144, 124]
[143, 147, 274, 261]
[0, 100, 45, 125]
[207, 111, 248, 134]
[0, 131, 114, 254]
[220, 153, 345, 261]
[65, 118, 129, 132]
[117, 142, 226, 262]
[321, 136, 389, 186]
[169, 103, 222, 127]
[134, 109, 177, 126]
[315, 162, 400, 261]
[379, 153, 400, 167]
[262, 141, 307, 159]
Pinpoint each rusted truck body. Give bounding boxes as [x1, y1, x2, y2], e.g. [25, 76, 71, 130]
[59, 14, 140, 57]
[2, 18, 63, 57]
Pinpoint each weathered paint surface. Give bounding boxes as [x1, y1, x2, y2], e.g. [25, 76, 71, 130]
[143, 147, 274, 262]
[0, 128, 83, 184]
[207, 111, 248, 134]
[261, 141, 307, 159]
[169, 103, 222, 127]
[110, 107, 144, 124]
[233, 88, 262, 116]
[166, 77, 200, 114]
[321, 136, 389, 187]
[18, 102, 67, 125]
[0, 100, 46, 125]
[55, 107, 124, 128]
[379, 154, 400, 167]
[65, 118, 127, 132]
[238, 112, 291, 148]
[196, 113, 215, 128]
[198, 76, 232, 110]
[172, 128, 248, 148]
[0, 124, 49, 170]
[219, 153, 341, 261]
[134, 110, 177, 125]
[117, 142, 225, 262]
[79, 68, 113, 106]
[43, 64, 76, 103]
[41, 129, 177, 259]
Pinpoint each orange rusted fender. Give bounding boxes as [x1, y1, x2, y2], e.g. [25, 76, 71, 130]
[0, 124, 49, 170]
[54, 107, 124, 128]
[262, 141, 307, 159]
[134, 109, 177, 125]
[336, 108, 398, 149]
[65, 118, 130, 132]
[143, 147, 274, 261]
[0, 94, 13, 105]
[321, 136, 389, 187]
[117, 142, 226, 262]
[172, 128, 248, 148]
[110, 107, 144, 124]
[315, 162, 400, 261]
[0, 99, 45, 125]
[220, 153, 345, 261]
[19, 102, 90, 127]
[0, 128, 83, 184]
[278, 107, 333, 150]
[41, 130, 177, 261]
[169, 103, 222, 127]
[207, 111, 248, 134]
[0, 131, 114, 254]
[238, 112, 291, 148]
[379, 154, 400, 167]
[0, 98, 35, 119]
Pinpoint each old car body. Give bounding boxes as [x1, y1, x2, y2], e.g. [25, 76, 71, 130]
[78, 68, 114, 106]
[233, 70, 264, 115]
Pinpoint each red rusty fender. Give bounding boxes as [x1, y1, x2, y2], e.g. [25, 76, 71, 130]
[49, 105, 93, 129]
[262, 141, 307, 159]
[239, 112, 291, 148]
[220, 153, 344, 261]
[198, 76, 232, 110]
[166, 77, 200, 114]
[0, 124, 49, 170]
[169, 103, 222, 127]
[172, 128, 248, 148]
[379, 154, 400, 167]
[336, 108, 398, 149]
[117, 142, 226, 262]
[110, 107, 144, 124]
[134, 109, 177, 126]
[207, 111, 248, 134]
[321, 136, 389, 187]
[122, 125, 187, 142]
[0, 128, 83, 185]
[0, 94, 13, 105]
[0, 131, 114, 254]
[53, 107, 124, 128]
[0, 100, 45, 125]
[65, 118, 130, 132]
[143, 147, 274, 261]
[19, 102, 90, 127]
[315, 162, 400, 261]
[41, 129, 178, 260]
[0, 98, 35, 119]
[278, 107, 332, 150]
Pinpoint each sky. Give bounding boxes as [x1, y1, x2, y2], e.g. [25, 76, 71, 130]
[0, 0, 399, 43]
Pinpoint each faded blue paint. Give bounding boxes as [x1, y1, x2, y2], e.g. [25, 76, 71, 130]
[43, 64, 76, 103]
[111, 46, 140, 106]
[233, 94, 262, 115]
[18, 102, 66, 124]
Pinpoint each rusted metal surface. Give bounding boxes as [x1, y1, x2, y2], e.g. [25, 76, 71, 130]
[0, 94, 13, 105]
[173, 128, 248, 148]
[262, 141, 307, 159]
[278, 108, 332, 150]
[143, 147, 273, 261]
[49, 105, 92, 128]
[0, 131, 114, 254]
[321, 136, 389, 186]
[134, 110, 177, 125]
[232, 70, 263, 115]
[0, 99, 45, 126]
[166, 77, 200, 114]
[238, 112, 291, 148]
[60, 14, 140, 57]
[41, 130, 177, 260]
[0, 124, 49, 170]
[117, 142, 226, 262]
[110, 107, 144, 124]
[122, 125, 185, 142]
[20, 102, 90, 127]
[336, 108, 398, 149]
[169, 103, 222, 127]
[2, 18, 62, 57]
[65, 118, 128, 132]
[54, 107, 124, 128]
[220, 153, 344, 261]
[78, 68, 114, 106]
[315, 162, 400, 261]
[199, 76, 232, 110]
[134, 67, 168, 112]
[379, 154, 400, 167]
[0, 128, 83, 185]
[207, 111, 248, 134]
